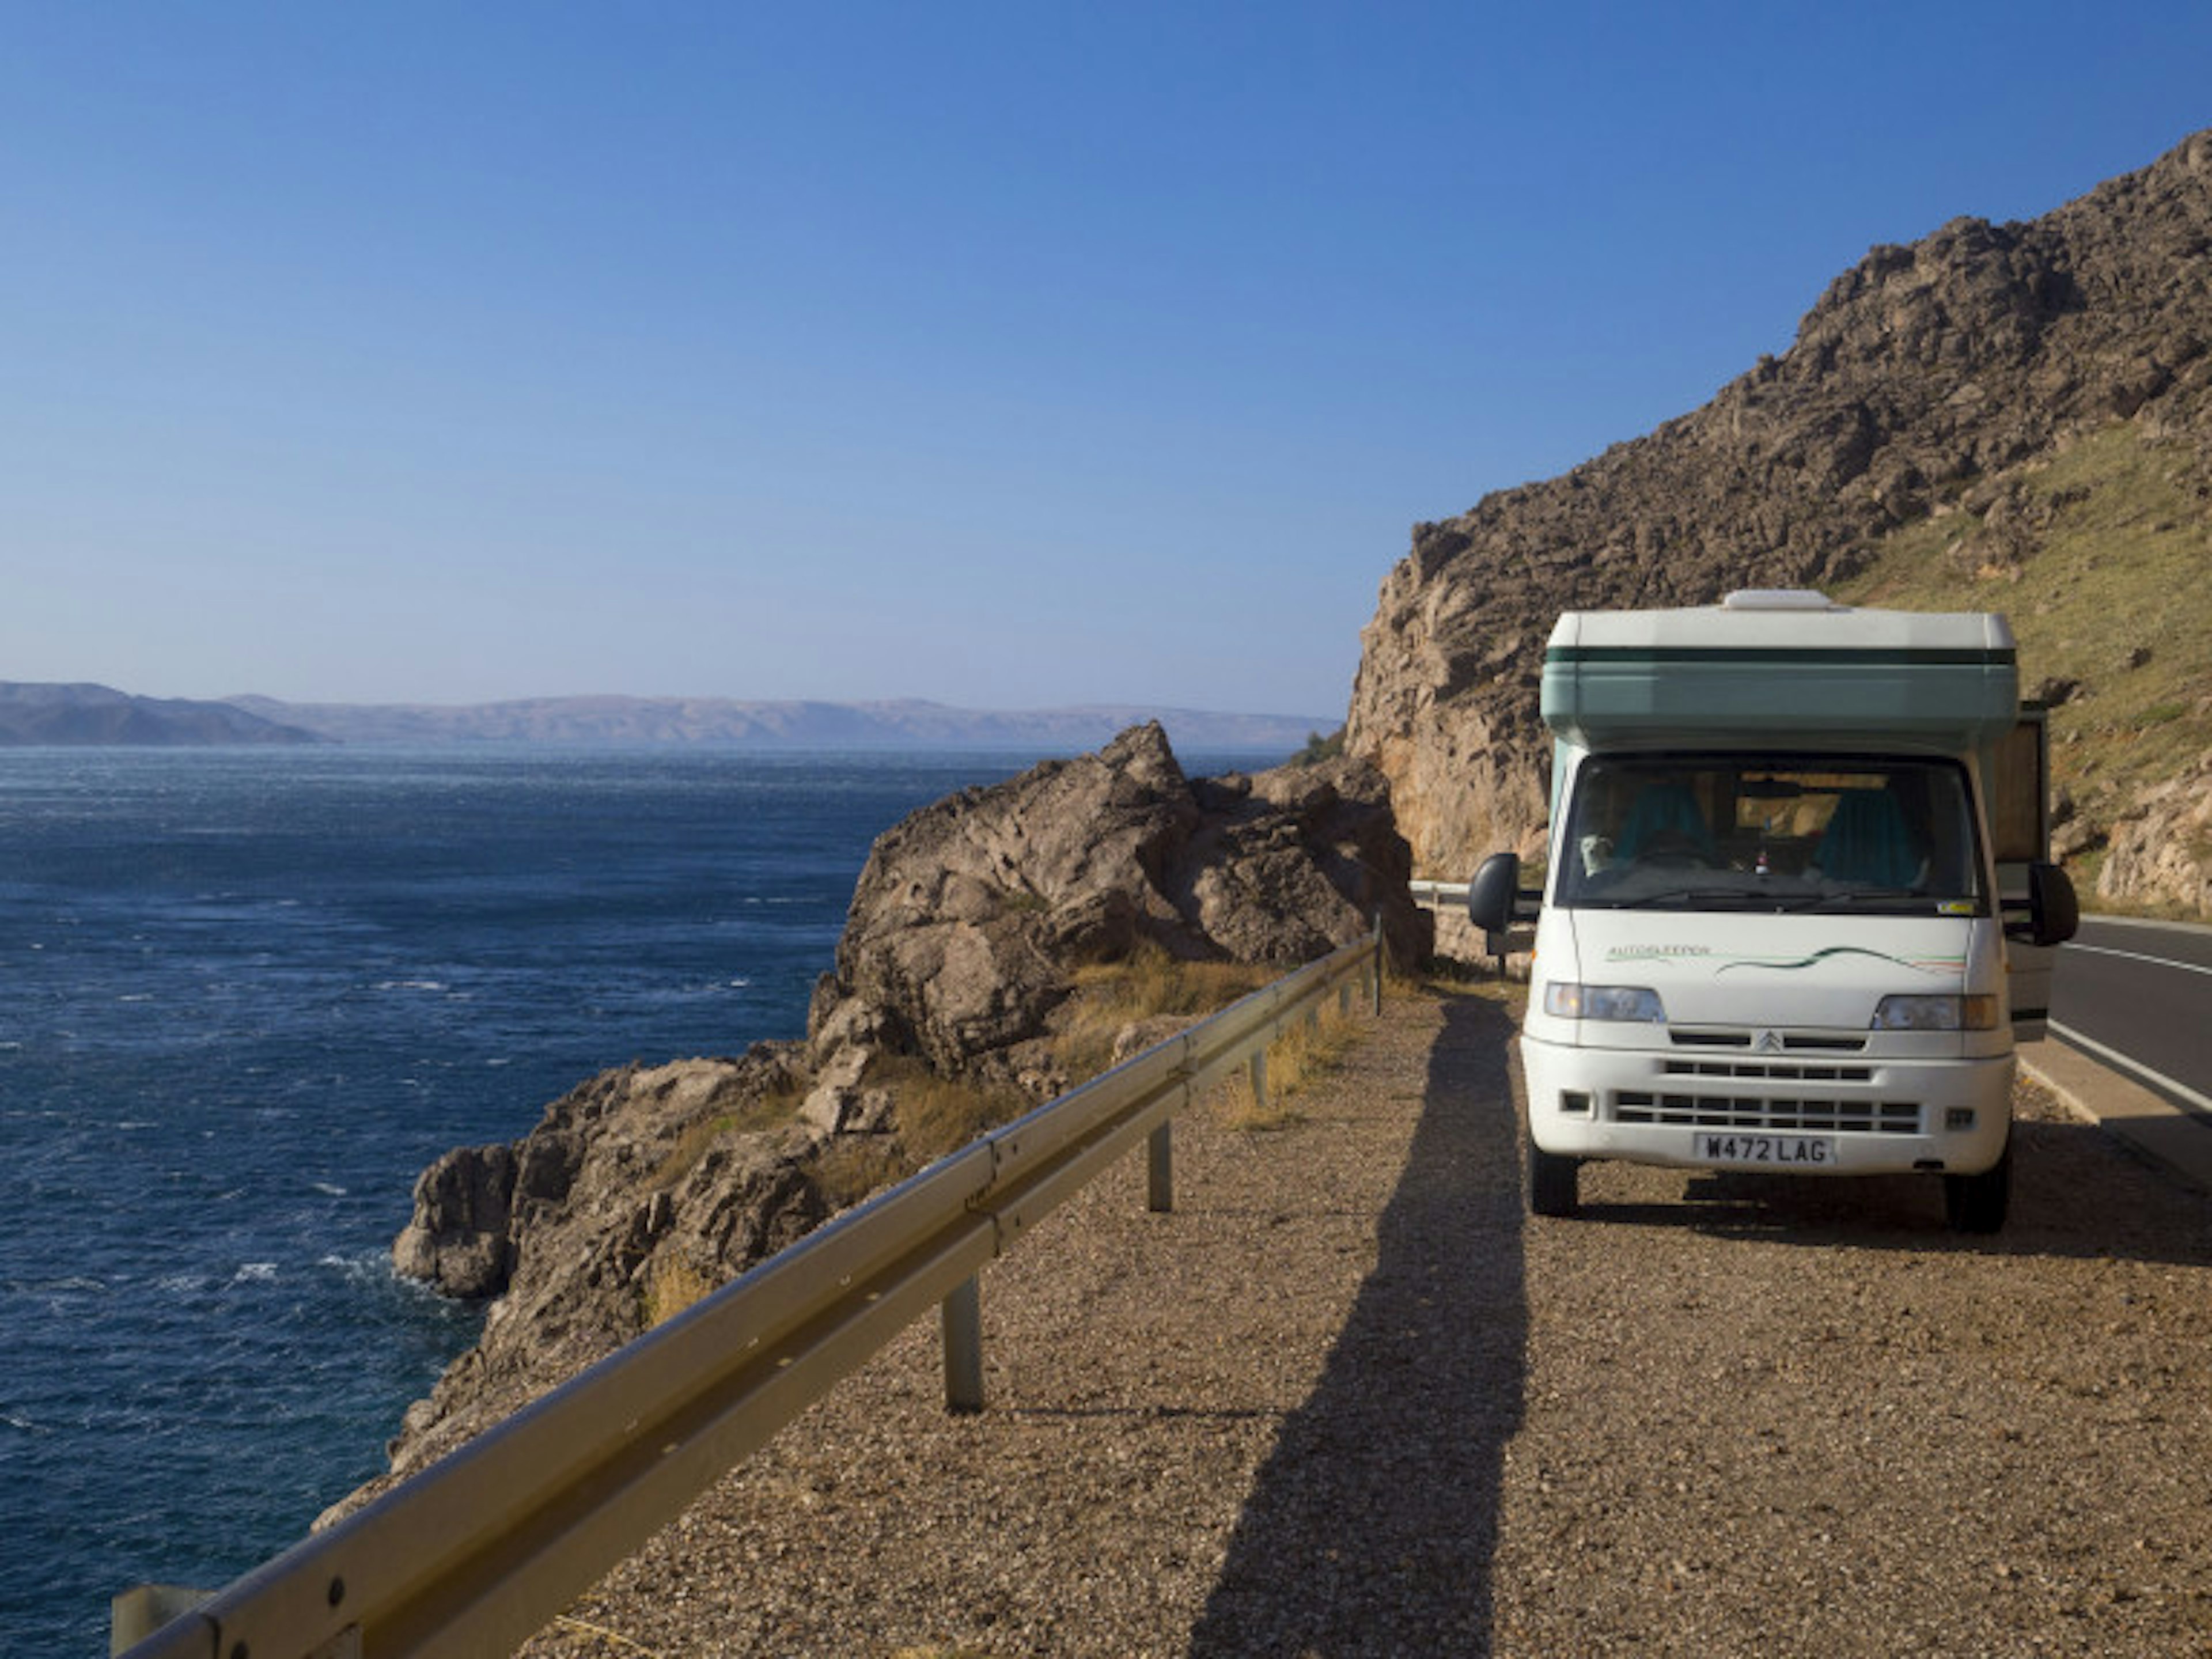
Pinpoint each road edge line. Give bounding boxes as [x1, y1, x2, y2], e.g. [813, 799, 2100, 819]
[2020, 1032, 2212, 1196]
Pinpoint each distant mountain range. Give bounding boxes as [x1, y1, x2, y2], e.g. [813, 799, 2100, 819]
[0, 683, 327, 747]
[1, 683, 1334, 756]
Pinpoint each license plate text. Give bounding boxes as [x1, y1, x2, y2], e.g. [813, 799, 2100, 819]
[1695, 1132, 1835, 1167]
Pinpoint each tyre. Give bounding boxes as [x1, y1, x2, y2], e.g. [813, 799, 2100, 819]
[1944, 1143, 2010, 1234]
[1528, 1135, 1580, 1218]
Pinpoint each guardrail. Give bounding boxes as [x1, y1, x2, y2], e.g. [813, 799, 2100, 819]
[114, 927, 1383, 1659]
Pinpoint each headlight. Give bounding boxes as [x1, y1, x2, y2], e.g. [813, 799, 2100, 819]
[1544, 982, 1666, 1022]
[1870, 994, 1999, 1032]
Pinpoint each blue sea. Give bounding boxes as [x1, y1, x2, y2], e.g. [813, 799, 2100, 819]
[0, 745, 1264, 1658]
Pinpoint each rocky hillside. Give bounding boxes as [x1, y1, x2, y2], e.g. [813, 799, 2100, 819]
[1350, 129, 2212, 917]
[349, 727, 1423, 1510]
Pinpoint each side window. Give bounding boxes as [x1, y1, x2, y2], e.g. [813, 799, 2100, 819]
[1990, 716, 2048, 865]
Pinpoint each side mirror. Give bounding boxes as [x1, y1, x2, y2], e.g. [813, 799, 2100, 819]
[2008, 859, 2079, 948]
[1468, 851, 1531, 955]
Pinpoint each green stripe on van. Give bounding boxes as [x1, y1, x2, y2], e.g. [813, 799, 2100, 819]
[1546, 647, 2017, 666]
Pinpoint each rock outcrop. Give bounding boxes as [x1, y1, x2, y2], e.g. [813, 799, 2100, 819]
[356, 726, 1422, 1512]
[2099, 759, 2212, 916]
[389, 1143, 520, 1300]
[1349, 129, 2212, 903]
[810, 723, 1425, 1097]
[372, 1053, 824, 1496]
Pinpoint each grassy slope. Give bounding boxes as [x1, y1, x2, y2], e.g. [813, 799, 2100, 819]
[1830, 420, 2212, 897]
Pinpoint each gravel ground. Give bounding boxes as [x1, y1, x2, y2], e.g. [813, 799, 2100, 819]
[521, 984, 2212, 1658]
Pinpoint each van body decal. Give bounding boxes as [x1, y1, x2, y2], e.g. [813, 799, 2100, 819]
[1713, 946, 1963, 977]
[1601, 943, 1962, 977]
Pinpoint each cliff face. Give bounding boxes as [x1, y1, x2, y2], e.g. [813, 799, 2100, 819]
[1349, 130, 2212, 914]
[350, 726, 1423, 1512]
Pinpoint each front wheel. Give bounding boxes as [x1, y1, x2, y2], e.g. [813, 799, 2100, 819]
[1944, 1145, 2011, 1234]
[1528, 1136, 1580, 1218]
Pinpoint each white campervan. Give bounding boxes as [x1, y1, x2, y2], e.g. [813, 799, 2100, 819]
[1467, 590, 2078, 1232]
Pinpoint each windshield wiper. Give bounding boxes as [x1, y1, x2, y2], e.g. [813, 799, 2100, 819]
[1586, 882, 1895, 914]
[1782, 888, 1926, 912]
[1605, 888, 1769, 910]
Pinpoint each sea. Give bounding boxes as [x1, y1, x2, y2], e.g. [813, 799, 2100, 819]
[0, 744, 1270, 1658]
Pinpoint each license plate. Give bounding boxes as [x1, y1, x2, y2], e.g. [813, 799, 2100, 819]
[1695, 1131, 1835, 1168]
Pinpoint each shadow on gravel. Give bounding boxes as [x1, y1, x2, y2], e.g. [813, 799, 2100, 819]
[1187, 993, 1524, 1658]
[1572, 1116, 2212, 1268]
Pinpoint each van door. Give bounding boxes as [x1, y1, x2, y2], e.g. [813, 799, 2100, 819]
[1993, 711, 2059, 1036]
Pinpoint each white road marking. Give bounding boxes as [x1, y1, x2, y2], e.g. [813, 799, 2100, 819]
[2064, 941, 2212, 979]
[2048, 1020, 2212, 1116]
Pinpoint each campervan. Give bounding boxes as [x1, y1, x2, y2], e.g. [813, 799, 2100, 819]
[1467, 589, 2078, 1232]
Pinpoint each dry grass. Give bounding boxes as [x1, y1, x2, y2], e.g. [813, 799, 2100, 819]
[1832, 419, 2212, 870]
[1212, 1000, 1368, 1131]
[639, 1251, 719, 1328]
[790, 1059, 1028, 1214]
[1056, 942, 1275, 1082]
[808, 1134, 910, 1210]
[876, 1058, 1025, 1167]
[1072, 938, 1277, 1020]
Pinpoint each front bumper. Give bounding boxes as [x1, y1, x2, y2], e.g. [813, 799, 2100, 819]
[1520, 1031, 2014, 1176]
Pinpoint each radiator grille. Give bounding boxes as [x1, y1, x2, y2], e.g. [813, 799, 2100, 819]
[1670, 1029, 1867, 1054]
[1664, 1058, 1873, 1083]
[1613, 1092, 1921, 1135]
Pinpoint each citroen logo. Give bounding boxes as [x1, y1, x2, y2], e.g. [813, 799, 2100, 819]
[1755, 1030, 1785, 1054]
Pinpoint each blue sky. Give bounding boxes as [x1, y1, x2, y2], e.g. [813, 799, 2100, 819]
[5, 3, 2207, 721]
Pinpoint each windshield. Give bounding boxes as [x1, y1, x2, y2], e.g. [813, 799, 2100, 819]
[1555, 754, 1988, 915]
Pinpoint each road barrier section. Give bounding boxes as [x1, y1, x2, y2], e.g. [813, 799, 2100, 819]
[115, 927, 1382, 1659]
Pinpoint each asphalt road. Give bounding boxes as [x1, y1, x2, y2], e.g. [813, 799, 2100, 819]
[2051, 914, 2212, 1115]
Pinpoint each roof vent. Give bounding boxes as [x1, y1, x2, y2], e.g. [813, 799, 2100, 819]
[1722, 589, 1843, 611]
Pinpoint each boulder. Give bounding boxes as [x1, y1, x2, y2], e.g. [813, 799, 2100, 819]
[391, 1143, 517, 1299]
[810, 722, 1425, 1075]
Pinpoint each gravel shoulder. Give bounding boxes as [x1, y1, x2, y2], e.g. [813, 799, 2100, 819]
[522, 983, 2212, 1658]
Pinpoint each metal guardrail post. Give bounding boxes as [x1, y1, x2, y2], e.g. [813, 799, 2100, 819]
[1146, 1120, 1173, 1213]
[111, 1587, 210, 1656]
[1248, 1048, 1268, 1113]
[942, 1276, 984, 1413]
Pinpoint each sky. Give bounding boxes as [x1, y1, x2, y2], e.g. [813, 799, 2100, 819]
[4, 3, 2208, 722]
